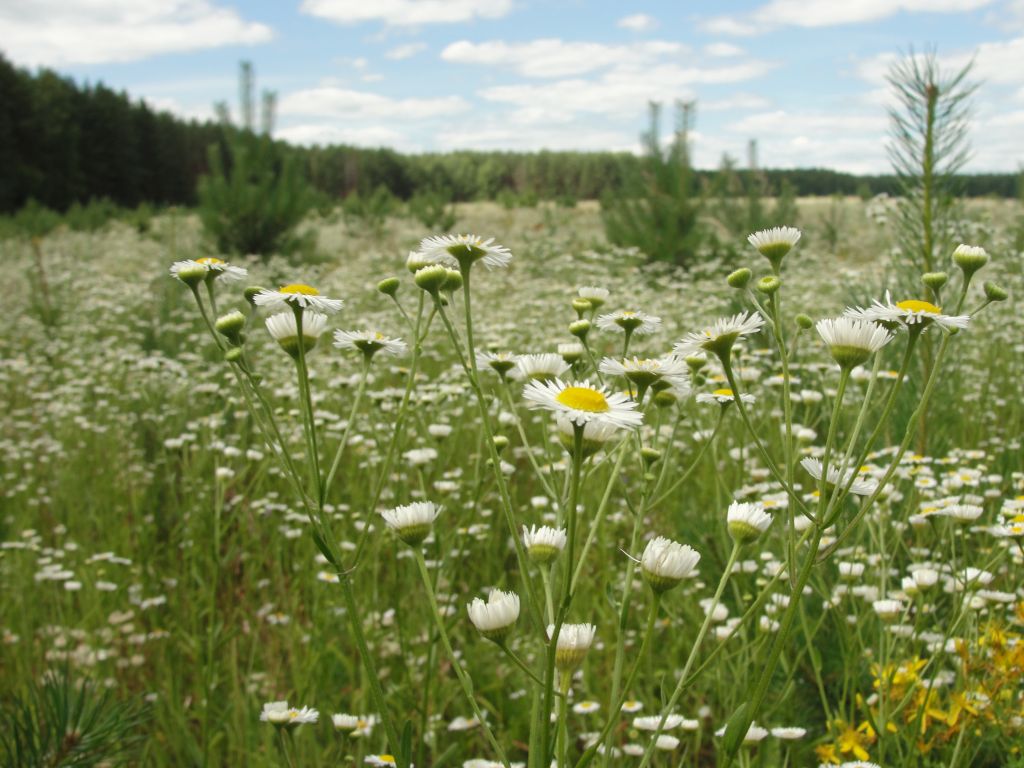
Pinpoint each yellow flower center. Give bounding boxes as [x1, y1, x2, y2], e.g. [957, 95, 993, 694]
[897, 299, 941, 314]
[378, 757, 395, 765]
[196, 257, 225, 265]
[713, 388, 734, 397]
[556, 386, 610, 412]
[280, 283, 320, 295]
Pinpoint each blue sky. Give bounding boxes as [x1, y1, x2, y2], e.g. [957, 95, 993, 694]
[3, 0, 1023, 172]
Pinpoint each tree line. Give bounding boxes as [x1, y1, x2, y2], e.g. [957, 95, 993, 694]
[0, 54, 1018, 215]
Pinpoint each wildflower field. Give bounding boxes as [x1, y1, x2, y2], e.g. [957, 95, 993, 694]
[2, 198, 1023, 768]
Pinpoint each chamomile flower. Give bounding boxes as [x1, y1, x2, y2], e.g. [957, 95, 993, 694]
[577, 286, 609, 310]
[640, 536, 701, 592]
[675, 312, 764, 359]
[512, 353, 571, 382]
[523, 525, 567, 563]
[747, 226, 801, 267]
[418, 234, 512, 270]
[598, 356, 690, 392]
[476, 351, 519, 377]
[333, 330, 407, 358]
[815, 317, 893, 369]
[695, 388, 756, 406]
[727, 501, 773, 543]
[467, 589, 520, 641]
[596, 310, 661, 336]
[260, 700, 319, 727]
[255, 284, 344, 314]
[266, 312, 329, 358]
[522, 379, 643, 429]
[771, 727, 807, 739]
[365, 755, 399, 766]
[332, 713, 377, 736]
[872, 599, 903, 621]
[634, 714, 686, 731]
[380, 502, 441, 546]
[169, 256, 247, 286]
[844, 291, 969, 332]
[548, 622, 596, 672]
[554, 416, 622, 456]
[801, 458, 877, 496]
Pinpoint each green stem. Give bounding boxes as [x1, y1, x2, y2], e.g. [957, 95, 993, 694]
[322, 357, 371, 503]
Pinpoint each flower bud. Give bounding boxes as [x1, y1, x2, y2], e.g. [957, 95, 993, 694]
[414, 265, 448, 294]
[794, 313, 813, 330]
[727, 268, 752, 289]
[641, 447, 661, 469]
[377, 277, 400, 297]
[571, 297, 592, 318]
[406, 250, 432, 273]
[225, 347, 243, 364]
[953, 244, 988, 278]
[442, 269, 463, 292]
[467, 590, 520, 642]
[569, 319, 591, 340]
[921, 272, 948, 291]
[756, 276, 780, 295]
[244, 286, 264, 307]
[983, 282, 1007, 302]
[215, 310, 246, 345]
[492, 435, 509, 454]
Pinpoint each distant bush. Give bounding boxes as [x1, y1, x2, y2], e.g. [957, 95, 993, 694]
[342, 185, 397, 235]
[408, 188, 456, 231]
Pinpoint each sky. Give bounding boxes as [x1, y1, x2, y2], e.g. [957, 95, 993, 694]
[2, 0, 1023, 173]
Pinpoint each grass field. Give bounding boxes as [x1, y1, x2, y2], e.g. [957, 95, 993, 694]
[2, 198, 1023, 767]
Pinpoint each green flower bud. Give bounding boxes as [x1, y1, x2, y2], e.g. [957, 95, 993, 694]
[442, 269, 463, 292]
[414, 265, 448, 294]
[225, 347, 243, 364]
[727, 268, 752, 289]
[953, 244, 989, 278]
[377, 277, 400, 297]
[922, 272, 948, 291]
[756, 276, 780, 295]
[492, 435, 509, 454]
[244, 286, 264, 307]
[794, 313, 813, 330]
[983, 282, 1007, 302]
[215, 310, 246, 345]
[571, 297, 592, 318]
[569, 319, 591, 340]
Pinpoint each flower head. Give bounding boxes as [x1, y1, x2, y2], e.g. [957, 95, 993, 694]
[696, 388, 755, 407]
[418, 234, 512, 271]
[522, 379, 643, 430]
[599, 356, 690, 392]
[675, 312, 764, 360]
[467, 589, 520, 641]
[596, 310, 661, 336]
[255, 284, 344, 315]
[512, 353, 570, 382]
[640, 536, 701, 592]
[380, 502, 441, 546]
[523, 525, 567, 563]
[266, 312, 328, 358]
[548, 622, 596, 672]
[260, 700, 319, 727]
[801, 457, 877, 497]
[815, 317, 893, 369]
[727, 501, 772, 543]
[476, 351, 519, 377]
[334, 330, 407, 359]
[844, 291, 968, 332]
[170, 256, 247, 287]
[747, 226, 801, 268]
[577, 286, 609, 310]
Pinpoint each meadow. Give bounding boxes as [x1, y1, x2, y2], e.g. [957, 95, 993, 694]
[1, 196, 1023, 768]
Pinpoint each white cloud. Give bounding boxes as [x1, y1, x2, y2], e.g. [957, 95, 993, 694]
[300, 0, 512, 26]
[279, 86, 469, 120]
[617, 13, 658, 32]
[704, 0, 996, 35]
[385, 42, 427, 59]
[441, 38, 686, 79]
[704, 42, 745, 58]
[435, 121, 636, 152]
[275, 123, 413, 149]
[477, 61, 772, 117]
[0, 0, 272, 66]
[143, 96, 215, 123]
[701, 93, 772, 111]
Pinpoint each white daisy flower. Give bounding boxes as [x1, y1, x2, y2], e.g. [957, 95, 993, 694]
[770, 726, 807, 739]
[511, 353, 571, 382]
[800, 457, 877, 496]
[170, 256, 247, 285]
[577, 286, 609, 309]
[634, 714, 686, 731]
[260, 700, 319, 727]
[334, 329, 407, 358]
[476, 351, 519, 377]
[380, 502, 441, 546]
[695, 388, 755, 406]
[255, 283, 344, 314]
[640, 536, 701, 592]
[554, 416, 622, 456]
[558, 341, 585, 364]
[467, 589, 520, 640]
[942, 503, 984, 523]
[726, 501, 772, 543]
[599, 356, 690, 391]
[522, 379, 643, 429]
[332, 713, 377, 735]
[365, 755, 398, 767]
[523, 525, 567, 563]
[548, 622, 596, 671]
[675, 312, 764, 358]
[844, 291, 969, 332]
[747, 226, 801, 266]
[573, 700, 601, 715]
[266, 311, 329, 358]
[953, 243, 988, 274]
[815, 317, 893, 369]
[418, 233, 512, 270]
[595, 310, 661, 336]
[872, 599, 903, 621]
